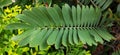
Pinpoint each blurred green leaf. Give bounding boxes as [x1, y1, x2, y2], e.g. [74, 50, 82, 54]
[0, 0, 12, 8]
[0, 8, 4, 15]
[117, 4, 120, 18]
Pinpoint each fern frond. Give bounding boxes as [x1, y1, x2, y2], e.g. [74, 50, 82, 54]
[7, 4, 114, 50]
[79, 0, 112, 11]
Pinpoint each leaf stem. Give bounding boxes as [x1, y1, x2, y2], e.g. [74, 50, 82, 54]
[90, 0, 97, 7]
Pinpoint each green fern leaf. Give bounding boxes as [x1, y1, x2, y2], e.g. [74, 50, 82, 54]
[7, 4, 114, 50]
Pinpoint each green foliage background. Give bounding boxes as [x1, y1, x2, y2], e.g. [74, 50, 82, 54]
[0, 0, 120, 55]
